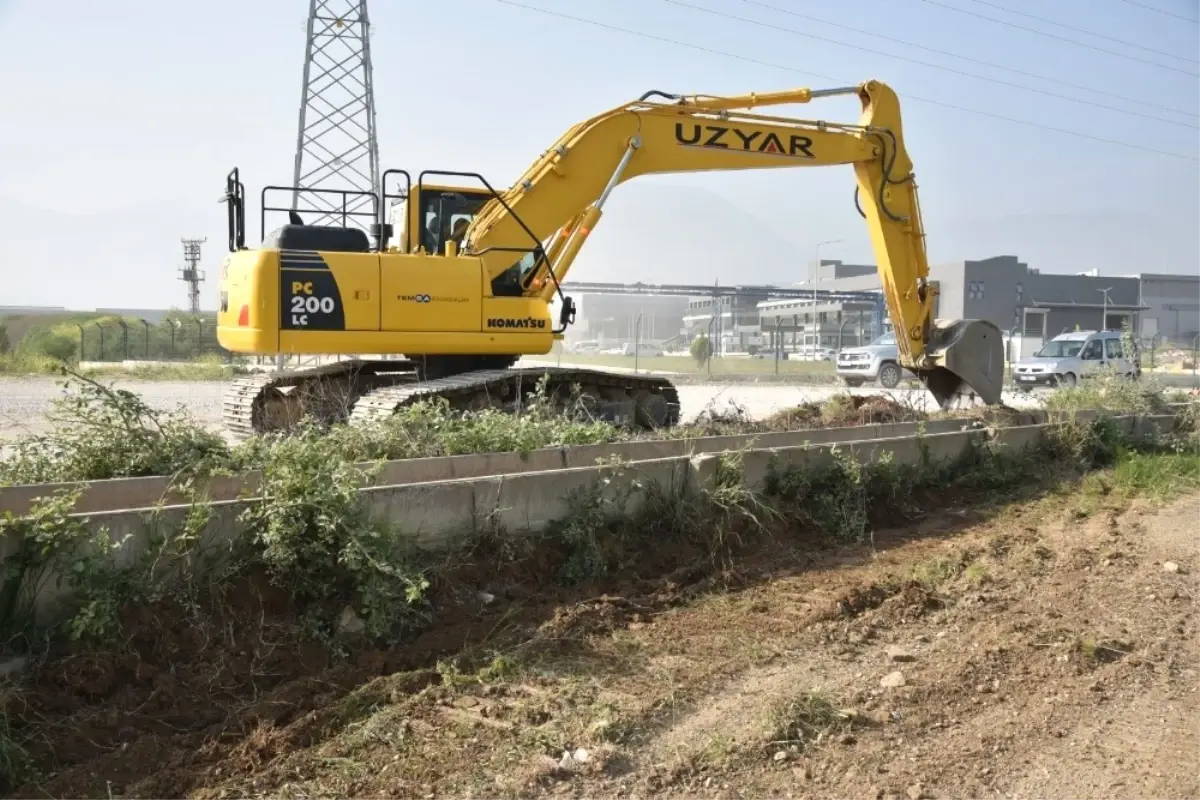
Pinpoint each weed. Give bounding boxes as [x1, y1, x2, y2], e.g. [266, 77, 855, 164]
[0, 490, 131, 646]
[1072, 635, 1131, 668]
[1109, 448, 1200, 499]
[963, 561, 991, 586]
[0, 708, 30, 794]
[1043, 370, 1169, 416]
[0, 373, 628, 488]
[765, 690, 852, 749]
[1042, 416, 1124, 470]
[0, 353, 66, 376]
[546, 467, 642, 585]
[705, 450, 778, 557]
[237, 433, 430, 640]
[269, 384, 623, 468]
[908, 555, 963, 591]
[436, 654, 520, 687]
[765, 447, 872, 541]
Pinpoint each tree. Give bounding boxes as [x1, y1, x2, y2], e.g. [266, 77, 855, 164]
[36, 332, 78, 362]
[690, 334, 712, 367]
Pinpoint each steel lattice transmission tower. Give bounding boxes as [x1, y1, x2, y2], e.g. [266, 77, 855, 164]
[180, 238, 207, 314]
[292, 0, 379, 228]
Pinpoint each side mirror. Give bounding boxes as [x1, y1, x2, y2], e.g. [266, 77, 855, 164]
[371, 222, 393, 250]
[558, 296, 577, 328]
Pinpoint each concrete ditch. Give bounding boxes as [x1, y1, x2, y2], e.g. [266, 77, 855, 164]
[1, 410, 1184, 624]
[0, 409, 1069, 516]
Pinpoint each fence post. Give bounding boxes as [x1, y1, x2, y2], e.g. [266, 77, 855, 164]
[117, 319, 129, 360]
[139, 319, 151, 359]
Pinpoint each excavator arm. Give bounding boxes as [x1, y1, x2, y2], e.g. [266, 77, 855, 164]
[463, 80, 1003, 408]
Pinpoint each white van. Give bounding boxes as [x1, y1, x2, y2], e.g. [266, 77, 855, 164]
[1012, 330, 1140, 389]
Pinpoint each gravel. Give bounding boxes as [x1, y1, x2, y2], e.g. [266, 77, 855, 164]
[0, 377, 226, 442]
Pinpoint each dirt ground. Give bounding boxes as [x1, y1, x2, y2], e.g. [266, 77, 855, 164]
[4, 483, 1198, 799]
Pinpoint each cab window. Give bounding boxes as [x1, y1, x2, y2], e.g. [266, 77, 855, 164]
[1105, 337, 1124, 359]
[419, 190, 488, 254]
[1080, 340, 1104, 360]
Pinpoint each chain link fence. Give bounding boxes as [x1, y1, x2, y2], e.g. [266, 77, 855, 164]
[74, 316, 230, 363]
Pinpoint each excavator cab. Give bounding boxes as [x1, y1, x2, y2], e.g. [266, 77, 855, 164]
[413, 188, 491, 255]
[382, 184, 491, 255]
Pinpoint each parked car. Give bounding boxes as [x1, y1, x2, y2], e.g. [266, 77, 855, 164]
[835, 332, 915, 388]
[621, 342, 664, 358]
[1011, 330, 1139, 390]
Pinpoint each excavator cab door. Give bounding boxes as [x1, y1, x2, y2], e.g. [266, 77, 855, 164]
[381, 184, 493, 334]
[412, 187, 489, 256]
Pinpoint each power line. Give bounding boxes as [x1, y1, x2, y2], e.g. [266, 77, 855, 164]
[960, 0, 1197, 63]
[491, 0, 1198, 161]
[666, 0, 1197, 128]
[916, 0, 1199, 77]
[741, 0, 1197, 120]
[1117, 0, 1200, 23]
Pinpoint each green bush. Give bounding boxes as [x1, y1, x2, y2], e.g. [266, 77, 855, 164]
[1043, 368, 1169, 416]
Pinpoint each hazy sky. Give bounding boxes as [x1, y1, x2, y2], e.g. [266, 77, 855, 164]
[0, 0, 1197, 310]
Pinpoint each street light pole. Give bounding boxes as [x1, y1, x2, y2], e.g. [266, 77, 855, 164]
[1097, 287, 1112, 331]
[813, 239, 841, 358]
[634, 312, 643, 374]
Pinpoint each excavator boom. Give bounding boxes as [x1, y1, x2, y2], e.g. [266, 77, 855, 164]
[462, 80, 1003, 407]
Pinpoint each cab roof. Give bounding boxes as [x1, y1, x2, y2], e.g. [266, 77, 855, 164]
[1050, 330, 1110, 341]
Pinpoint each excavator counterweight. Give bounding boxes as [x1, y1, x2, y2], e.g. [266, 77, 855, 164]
[215, 79, 1004, 437]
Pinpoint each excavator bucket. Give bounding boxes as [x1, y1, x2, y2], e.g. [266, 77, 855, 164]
[918, 318, 1005, 410]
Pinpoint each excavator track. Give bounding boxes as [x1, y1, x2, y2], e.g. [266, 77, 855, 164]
[221, 359, 418, 439]
[349, 367, 681, 430]
[222, 362, 681, 439]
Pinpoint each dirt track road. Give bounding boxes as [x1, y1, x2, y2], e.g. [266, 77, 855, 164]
[12, 479, 1197, 798]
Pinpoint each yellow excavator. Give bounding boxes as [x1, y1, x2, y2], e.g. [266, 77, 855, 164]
[216, 79, 1003, 438]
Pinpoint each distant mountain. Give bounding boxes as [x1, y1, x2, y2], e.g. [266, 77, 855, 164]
[568, 182, 809, 286]
[928, 210, 1199, 275]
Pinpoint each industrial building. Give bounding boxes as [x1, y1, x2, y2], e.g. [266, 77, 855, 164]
[1136, 273, 1200, 345]
[570, 294, 688, 349]
[755, 261, 881, 353]
[927, 256, 1145, 360]
[683, 290, 773, 353]
[724, 256, 1147, 359]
